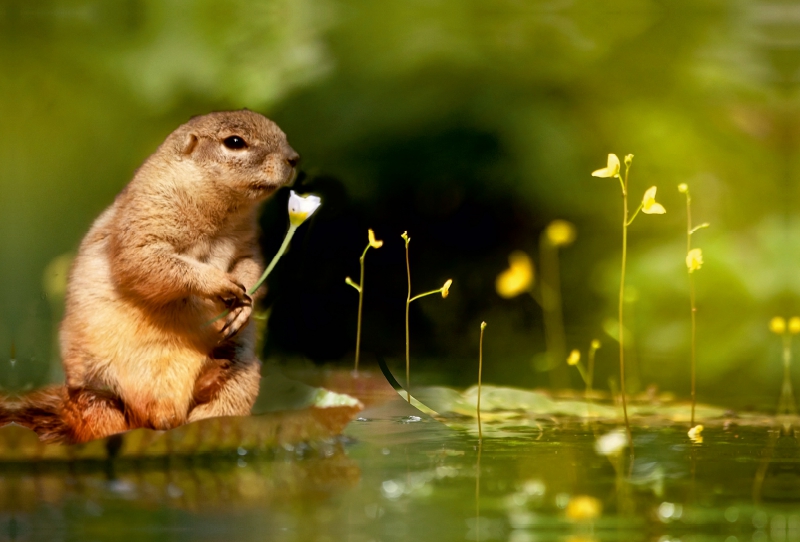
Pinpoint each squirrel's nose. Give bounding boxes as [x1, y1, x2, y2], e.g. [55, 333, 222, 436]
[285, 148, 300, 168]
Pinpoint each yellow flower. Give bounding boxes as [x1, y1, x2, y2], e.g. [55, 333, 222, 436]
[641, 186, 666, 214]
[441, 279, 453, 298]
[678, 183, 689, 194]
[688, 425, 704, 444]
[545, 220, 576, 247]
[789, 317, 800, 335]
[591, 154, 620, 178]
[401, 231, 410, 245]
[770, 317, 787, 335]
[496, 251, 534, 298]
[567, 349, 581, 366]
[686, 248, 703, 273]
[368, 229, 383, 249]
[590, 339, 601, 350]
[566, 495, 602, 521]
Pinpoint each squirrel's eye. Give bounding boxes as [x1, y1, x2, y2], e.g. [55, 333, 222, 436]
[223, 136, 247, 150]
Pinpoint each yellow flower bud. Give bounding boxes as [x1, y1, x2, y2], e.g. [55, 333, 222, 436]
[686, 248, 703, 273]
[401, 231, 410, 245]
[441, 279, 453, 299]
[770, 316, 787, 335]
[590, 339, 601, 350]
[678, 183, 689, 194]
[368, 229, 383, 249]
[567, 349, 581, 366]
[496, 251, 534, 298]
[480, 321, 487, 330]
[545, 220, 576, 247]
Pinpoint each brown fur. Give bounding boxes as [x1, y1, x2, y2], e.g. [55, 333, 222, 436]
[13, 111, 298, 443]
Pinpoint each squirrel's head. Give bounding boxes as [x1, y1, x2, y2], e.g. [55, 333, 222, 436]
[168, 110, 299, 201]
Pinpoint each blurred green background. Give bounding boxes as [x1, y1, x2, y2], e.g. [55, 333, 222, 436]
[1, 0, 799, 407]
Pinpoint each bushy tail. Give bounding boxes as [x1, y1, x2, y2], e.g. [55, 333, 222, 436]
[5, 386, 74, 443]
[5, 386, 130, 444]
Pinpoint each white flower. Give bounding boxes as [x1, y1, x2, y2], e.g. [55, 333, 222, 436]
[594, 429, 629, 456]
[288, 190, 322, 227]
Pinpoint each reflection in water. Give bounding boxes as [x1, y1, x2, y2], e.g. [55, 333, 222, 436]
[1, 390, 800, 540]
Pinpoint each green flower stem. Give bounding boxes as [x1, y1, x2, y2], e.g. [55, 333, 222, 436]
[684, 189, 697, 426]
[208, 224, 298, 327]
[353, 244, 371, 373]
[618, 166, 632, 443]
[409, 289, 445, 302]
[250, 225, 298, 295]
[625, 203, 643, 226]
[478, 323, 485, 440]
[779, 334, 797, 415]
[404, 239, 412, 403]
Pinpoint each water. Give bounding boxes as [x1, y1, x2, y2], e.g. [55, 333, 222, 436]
[5, 380, 798, 541]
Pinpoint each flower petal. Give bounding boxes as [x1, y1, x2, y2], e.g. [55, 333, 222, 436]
[642, 202, 666, 215]
[591, 154, 620, 178]
[642, 186, 658, 203]
[368, 229, 383, 249]
[288, 191, 322, 226]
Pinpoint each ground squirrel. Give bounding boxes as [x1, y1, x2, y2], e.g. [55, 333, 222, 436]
[14, 110, 299, 443]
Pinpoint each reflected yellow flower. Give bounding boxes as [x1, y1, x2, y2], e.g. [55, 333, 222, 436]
[641, 186, 666, 214]
[591, 154, 620, 178]
[441, 279, 453, 299]
[688, 424, 704, 444]
[545, 220, 576, 247]
[566, 495, 602, 521]
[790, 317, 800, 335]
[496, 251, 534, 298]
[686, 248, 703, 273]
[368, 229, 383, 249]
[567, 349, 581, 366]
[770, 317, 787, 335]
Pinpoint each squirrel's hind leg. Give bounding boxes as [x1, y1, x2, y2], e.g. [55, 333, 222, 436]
[61, 388, 129, 443]
[188, 351, 261, 423]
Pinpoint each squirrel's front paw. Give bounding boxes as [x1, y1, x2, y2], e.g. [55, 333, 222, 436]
[220, 304, 252, 341]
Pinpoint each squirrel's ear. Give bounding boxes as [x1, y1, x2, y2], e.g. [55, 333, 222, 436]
[180, 133, 198, 156]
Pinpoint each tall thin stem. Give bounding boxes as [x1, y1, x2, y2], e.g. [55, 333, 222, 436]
[354, 245, 369, 373]
[478, 322, 486, 440]
[685, 191, 697, 426]
[779, 334, 796, 415]
[619, 168, 632, 442]
[405, 241, 412, 403]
